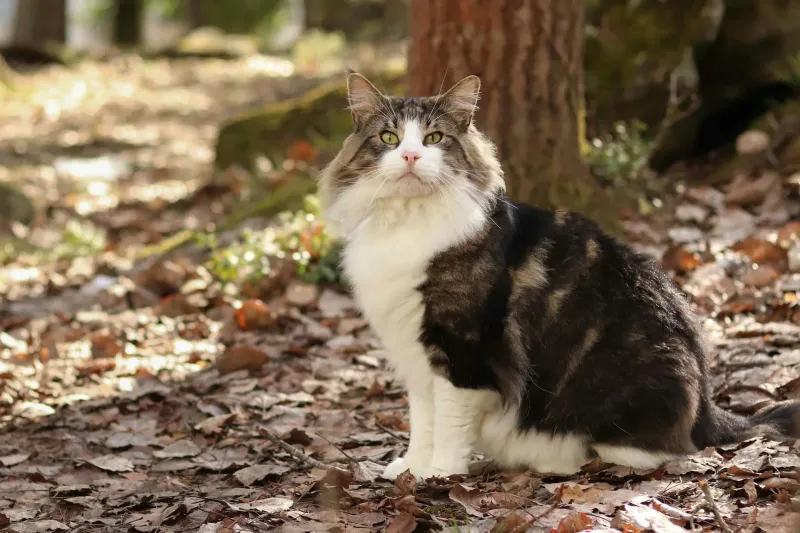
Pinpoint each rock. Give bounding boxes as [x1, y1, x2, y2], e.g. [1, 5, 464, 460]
[735, 130, 770, 154]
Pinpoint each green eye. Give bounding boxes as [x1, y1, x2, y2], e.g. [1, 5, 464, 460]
[379, 131, 399, 145]
[424, 132, 443, 145]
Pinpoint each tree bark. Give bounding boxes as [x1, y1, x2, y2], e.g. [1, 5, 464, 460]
[13, 0, 66, 46]
[187, 0, 207, 29]
[113, 0, 143, 47]
[408, 0, 615, 227]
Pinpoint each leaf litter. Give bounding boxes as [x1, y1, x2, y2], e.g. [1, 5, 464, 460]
[0, 55, 799, 533]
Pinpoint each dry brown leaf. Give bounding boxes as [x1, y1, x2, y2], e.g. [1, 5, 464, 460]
[194, 413, 235, 434]
[385, 513, 417, 533]
[90, 333, 121, 359]
[0, 453, 30, 467]
[216, 345, 268, 375]
[287, 140, 318, 163]
[612, 503, 685, 533]
[731, 238, 789, 272]
[87, 454, 134, 472]
[743, 479, 758, 504]
[233, 464, 291, 486]
[155, 293, 200, 317]
[661, 245, 703, 273]
[449, 483, 488, 517]
[234, 299, 276, 330]
[552, 511, 594, 533]
[153, 440, 201, 459]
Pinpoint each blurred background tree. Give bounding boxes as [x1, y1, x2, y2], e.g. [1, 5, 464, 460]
[12, 0, 66, 46]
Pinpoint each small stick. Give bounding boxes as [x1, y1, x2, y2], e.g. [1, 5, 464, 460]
[258, 427, 329, 470]
[315, 432, 358, 466]
[377, 423, 408, 443]
[698, 481, 732, 533]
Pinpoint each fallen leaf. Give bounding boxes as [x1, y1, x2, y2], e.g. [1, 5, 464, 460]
[87, 454, 134, 472]
[287, 140, 317, 163]
[612, 503, 685, 533]
[552, 511, 593, 533]
[661, 245, 702, 272]
[385, 513, 417, 533]
[90, 333, 121, 359]
[216, 345, 269, 375]
[725, 172, 779, 207]
[233, 464, 291, 486]
[153, 440, 201, 459]
[105, 432, 155, 449]
[155, 293, 200, 317]
[10, 520, 69, 533]
[285, 281, 318, 307]
[743, 479, 758, 504]
[234, 299, 276, 330]
[232, 497, 293, 513]
[731, 238, 788, 272]
[282, 428, 313, 446]
[0, 453, 30, 467]
[449, 483, 488, 517]
[491, 512, 530, 533]
[353, 461, 384, 483]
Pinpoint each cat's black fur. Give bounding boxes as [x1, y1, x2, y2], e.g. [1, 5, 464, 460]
[420, 194, 800, 457]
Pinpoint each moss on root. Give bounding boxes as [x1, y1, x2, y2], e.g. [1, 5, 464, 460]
[214, 67, 405, 171]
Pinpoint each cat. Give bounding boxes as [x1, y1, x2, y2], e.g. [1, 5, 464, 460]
[318, 71, 800, 480]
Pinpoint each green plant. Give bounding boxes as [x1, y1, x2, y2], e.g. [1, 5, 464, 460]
[204, 194, 341, 291]
[586, 120, 653, 187]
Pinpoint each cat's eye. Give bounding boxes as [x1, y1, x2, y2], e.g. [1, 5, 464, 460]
[379, 131, 399, 145]
[424, 132, 443, 145]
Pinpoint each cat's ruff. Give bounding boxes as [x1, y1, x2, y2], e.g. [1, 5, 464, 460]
[319, 72, 800, 480]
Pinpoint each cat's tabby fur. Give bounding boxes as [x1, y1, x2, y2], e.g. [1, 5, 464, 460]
[319, 72, 800, 479]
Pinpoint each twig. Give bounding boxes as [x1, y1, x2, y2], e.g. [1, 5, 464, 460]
[315, 432, 358, 466]
[698, 481, 732, 533]
[258, 426, 329, 470]
[377, 423, 408, 443]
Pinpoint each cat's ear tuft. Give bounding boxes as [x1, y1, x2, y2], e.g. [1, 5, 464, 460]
[441, 75, 481, 126]
[346, 72, 384, 127]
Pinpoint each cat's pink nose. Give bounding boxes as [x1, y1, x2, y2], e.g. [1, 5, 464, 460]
[402, 151, 420, 166]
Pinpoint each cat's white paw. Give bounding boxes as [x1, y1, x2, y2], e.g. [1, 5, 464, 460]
[382, 457, 413, 480]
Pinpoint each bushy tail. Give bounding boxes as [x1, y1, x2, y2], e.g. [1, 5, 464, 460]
[692, 399, 800, 449]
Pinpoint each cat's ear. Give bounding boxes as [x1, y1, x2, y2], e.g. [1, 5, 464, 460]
[346, 72, 385, 127]
[441, 75, 481, 127]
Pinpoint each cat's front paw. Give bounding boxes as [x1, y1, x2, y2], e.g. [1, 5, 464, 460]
[382, 457, 413, 480]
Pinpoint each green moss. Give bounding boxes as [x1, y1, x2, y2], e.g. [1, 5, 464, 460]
[214, 67, 405, 171]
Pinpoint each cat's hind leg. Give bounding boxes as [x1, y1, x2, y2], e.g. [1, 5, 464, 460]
[591, 444, 678, 470]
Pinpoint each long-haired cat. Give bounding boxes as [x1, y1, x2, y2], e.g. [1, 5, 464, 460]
[319, 72, 800, 480]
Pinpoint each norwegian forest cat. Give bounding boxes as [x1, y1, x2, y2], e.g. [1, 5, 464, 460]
[318, 72, 800, 480]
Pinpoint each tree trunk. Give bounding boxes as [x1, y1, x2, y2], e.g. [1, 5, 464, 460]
[187, 0, 207, 29]
[13, 0, 66, 46]
[113, 0, 143, 47]
[408, 0, 616, 228]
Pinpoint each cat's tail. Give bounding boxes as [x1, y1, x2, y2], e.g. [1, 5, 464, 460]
[692, 399, 800, 449]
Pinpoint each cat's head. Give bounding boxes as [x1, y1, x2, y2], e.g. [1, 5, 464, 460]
[319, 72, 504, 234]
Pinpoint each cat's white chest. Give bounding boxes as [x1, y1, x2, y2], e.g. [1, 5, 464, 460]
[342, 214, 435, 382]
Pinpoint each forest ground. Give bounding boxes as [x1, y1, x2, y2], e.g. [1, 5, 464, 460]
[1, 55, 799, 533]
